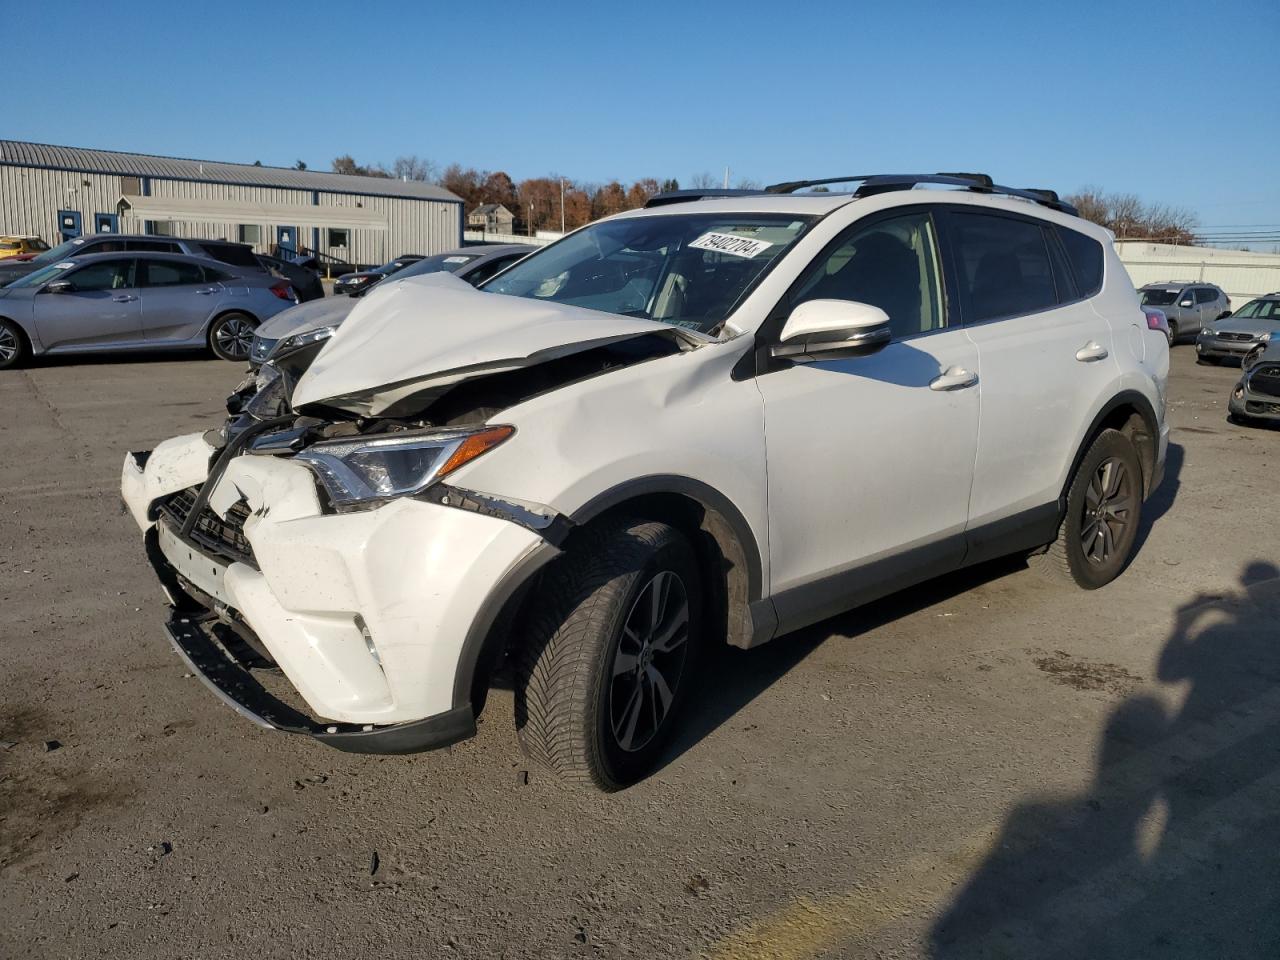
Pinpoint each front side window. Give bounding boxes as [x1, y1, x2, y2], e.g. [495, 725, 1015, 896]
[791, 211, 946, 339]
[141, 259, 204, 287]
[950, 212, 1058, 323]
[484, 214, 812, 334]
[64, 259, 134, 292]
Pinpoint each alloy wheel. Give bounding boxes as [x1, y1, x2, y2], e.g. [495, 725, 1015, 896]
[608, 570, 690, 753]
[214, 316, 255, 360]
[1080, 457, 1135, 565]
[0, 326, 18, 363]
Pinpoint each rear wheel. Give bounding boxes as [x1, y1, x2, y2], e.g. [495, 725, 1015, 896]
[1032, 429, 1143, 589]
[0, 318, 28, 370]
[515, 519, 702, 791]
[209, 311, 258, 362]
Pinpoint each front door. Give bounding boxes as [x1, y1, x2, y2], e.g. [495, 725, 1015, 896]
[138, 258, 220, 342]
[276, 225, 297, 255]
[95, 213, 119, 234]
[34, 257, 141, 349]
[755, 209, 980, 633]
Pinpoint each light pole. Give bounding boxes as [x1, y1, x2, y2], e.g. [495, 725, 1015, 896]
[560, 178, 566, 234]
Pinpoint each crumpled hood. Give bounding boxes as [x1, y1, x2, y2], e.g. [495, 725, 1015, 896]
[291, 272, 685, 415]
[255, 294, 357, 340]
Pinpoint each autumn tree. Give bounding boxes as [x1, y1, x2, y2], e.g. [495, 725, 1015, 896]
[592, 181, 628, 219]
[1065, 187, 1197, 244]
[626, 178, 661, 209]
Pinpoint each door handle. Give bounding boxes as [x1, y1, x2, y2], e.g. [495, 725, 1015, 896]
[929, 366, 979, 391]
[1075, 341, 1109, 362]
[111, 294, 137, 302]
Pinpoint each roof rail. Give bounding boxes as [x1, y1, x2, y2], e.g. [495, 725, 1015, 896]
[764, 173, 1078, 216]
[644, 188, 768, 208]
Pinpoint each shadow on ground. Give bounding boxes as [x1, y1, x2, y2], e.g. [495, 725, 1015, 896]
[929, 561, 1280, 959]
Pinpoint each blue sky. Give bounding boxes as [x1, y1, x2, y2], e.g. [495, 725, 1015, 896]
[7, 0, 1279, 235]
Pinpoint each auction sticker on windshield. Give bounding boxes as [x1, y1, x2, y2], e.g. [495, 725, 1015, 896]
[688, 232, 773, 259]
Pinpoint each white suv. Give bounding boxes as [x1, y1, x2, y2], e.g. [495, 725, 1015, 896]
[123, 174, 1169, 791]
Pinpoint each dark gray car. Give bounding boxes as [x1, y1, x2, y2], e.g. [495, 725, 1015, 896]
[1138, 282, 1231, 343]
[0, 234, 264, 287]
[0, 251, 297, 368]
[1228, 337, 1280, 426]
[1196, 294, 1280, 364]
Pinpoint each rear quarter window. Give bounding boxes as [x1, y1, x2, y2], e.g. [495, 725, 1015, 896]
[1056, 226, 1104, 298]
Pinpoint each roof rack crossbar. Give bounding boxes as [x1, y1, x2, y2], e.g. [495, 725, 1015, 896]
[763, 173, 1078, 216]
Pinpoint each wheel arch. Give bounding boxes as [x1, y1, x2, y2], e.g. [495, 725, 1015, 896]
[204, 307, 260, 346]
[0, 314, 34, 356]
[452, 475, 768, 717]
[1063, 390, 1160, 509]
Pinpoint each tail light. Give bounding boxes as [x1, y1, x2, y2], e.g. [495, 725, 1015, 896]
[269, 281, 296, 302]
[1143, 307, 1169, 336]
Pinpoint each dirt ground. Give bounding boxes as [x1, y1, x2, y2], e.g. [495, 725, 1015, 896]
[2, 346, 1277, 959]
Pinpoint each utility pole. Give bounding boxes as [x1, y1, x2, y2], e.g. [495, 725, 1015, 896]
[723, 166, 730, 188]
[560, 178, 566, 234]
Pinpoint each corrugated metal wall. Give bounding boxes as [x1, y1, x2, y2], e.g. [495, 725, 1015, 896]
[1116, 242, 1280, 306]
[0, 165, 462, 265]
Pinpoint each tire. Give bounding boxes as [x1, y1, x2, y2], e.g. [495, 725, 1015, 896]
[0, 317, 28, 370]
[1031, 429, 1143, 590]
[208, 311, 258, 362]
[1166, 321, 1178, 345]
[1197, 355, 1219, 366]
[515, 519, 703, 791]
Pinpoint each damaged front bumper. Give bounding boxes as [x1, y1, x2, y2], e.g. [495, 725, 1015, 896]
[123, 434, 558, 754]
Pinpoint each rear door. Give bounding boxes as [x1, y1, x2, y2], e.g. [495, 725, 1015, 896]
[138, 258, 222, 342]
[939, 207, 1116, 556]
[1194, 287, 1218, 331]
[33, 258, 141, 349]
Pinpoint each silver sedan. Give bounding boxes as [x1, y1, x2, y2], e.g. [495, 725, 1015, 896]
[0, 251, 298, 368]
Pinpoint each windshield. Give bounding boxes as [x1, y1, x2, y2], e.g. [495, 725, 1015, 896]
[395, 253, 478, 280]
[1139, 288, 1179, 306]
[25, 237, 92, 267]
[482, 214, 813, 334]
[7, 261, 76, 288]
[1231, 299, 1280, 320]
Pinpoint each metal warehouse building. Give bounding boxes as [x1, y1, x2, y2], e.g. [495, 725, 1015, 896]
[0, 140, 464, 267]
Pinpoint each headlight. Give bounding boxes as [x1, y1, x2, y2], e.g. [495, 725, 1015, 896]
[268, 325, 336, 361]
[294, 425, 514, 508]
[346, 275, 372, 285]
[250, 336, 277, 363]
[244, 362, 288, 419]
[1259, 332, 1272, 342]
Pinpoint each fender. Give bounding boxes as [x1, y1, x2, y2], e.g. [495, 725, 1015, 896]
[1060, 388, 1161, 510]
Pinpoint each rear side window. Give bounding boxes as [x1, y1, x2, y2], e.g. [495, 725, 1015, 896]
[202, 266, 235, 283]
[126, 239, 180, 253]
[199, 243, 260, 268]
[141, 259, 205, 287]
[949, 212, 1058, 323]
[1056, 226, 1104, 298]
[1194, 287, 1216, 304]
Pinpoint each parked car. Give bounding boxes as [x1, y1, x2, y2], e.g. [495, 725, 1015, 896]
[123, 173, 1169, 790]
[333, 255, 425, 295]
[247, 244, 531, 367]
[1137, 282, 1231, 343]
[257, 253, 324, 303]
[0, 235, 51, 260]
[1228, 338, 1280, 426]
[0, 234, 263, 287]
[0, 252, 297, 368]
[1195, 294, 1280, 364]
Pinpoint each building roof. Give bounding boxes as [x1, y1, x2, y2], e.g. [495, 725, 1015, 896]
[471, 203, 512, 216]
[0, 140, 462, 204]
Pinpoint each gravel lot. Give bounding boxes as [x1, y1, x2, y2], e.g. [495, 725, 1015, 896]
[2, 346, 1278, 959]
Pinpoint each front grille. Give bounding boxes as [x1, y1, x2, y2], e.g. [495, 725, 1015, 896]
[1246, 400, 1280, 415]
[1218, 332, 1256, 343]
[1249, 364, 1280, 399]
[160, 487, 256, 567]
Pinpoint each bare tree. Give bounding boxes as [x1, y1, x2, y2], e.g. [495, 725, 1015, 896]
[688, 171, 718, 189]
[391, 155, 438, 182]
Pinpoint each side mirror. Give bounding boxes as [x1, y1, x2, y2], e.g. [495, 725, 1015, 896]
[44, 279, 73, 294]
[1179, 299, 1193, 308]
[771, 299, 892, 361]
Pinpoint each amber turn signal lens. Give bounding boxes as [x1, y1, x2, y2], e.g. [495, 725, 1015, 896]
[436, 425, 515, 480]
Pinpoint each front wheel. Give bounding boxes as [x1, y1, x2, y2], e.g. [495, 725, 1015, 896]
[0, 318, 28, 370]
[1166, 321, 1178, 345]
[515, 519, 702, 791]
[1031, 429, 1144, 589]
[208, 311, 258, 362]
